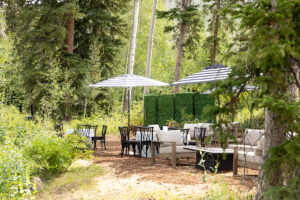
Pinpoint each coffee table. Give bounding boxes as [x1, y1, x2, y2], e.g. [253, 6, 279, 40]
[183, 146, 234, 172]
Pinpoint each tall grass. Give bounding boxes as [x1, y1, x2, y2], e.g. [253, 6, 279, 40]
[65, 101, 144, 135]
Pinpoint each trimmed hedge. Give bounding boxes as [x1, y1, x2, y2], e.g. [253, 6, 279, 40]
[144, 95, 157, 125]
[144, 93, 214, 127]
[157, 94, 174, 116]
[194, 93, 215, 122]
[174, 93, 194, 123]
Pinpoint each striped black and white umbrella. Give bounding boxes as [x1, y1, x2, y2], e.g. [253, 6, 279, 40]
[89, 74, 168, 135]
[89, 74, 169, 88]
[202, 85, 257, 94]
[171, 64, 231, 85]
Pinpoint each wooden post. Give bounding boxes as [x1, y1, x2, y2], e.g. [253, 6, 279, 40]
[233, 146, 238, 176]
[151, 142, 155, 165]
[172, 142, 176, 167]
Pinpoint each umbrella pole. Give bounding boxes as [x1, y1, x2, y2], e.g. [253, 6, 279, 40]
[128, 87, 132, 139]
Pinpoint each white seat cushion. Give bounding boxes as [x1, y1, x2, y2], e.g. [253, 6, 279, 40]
[148, 124, 161, 132]
[156, 130, 184, 146]
[245, 129, 264, 146]
[228, 144, 258, 152]
[159, 145, 193, 154]
[238, 151, 263, 164]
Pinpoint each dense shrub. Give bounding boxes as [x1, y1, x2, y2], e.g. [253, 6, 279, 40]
[24, 134, 92, 177]
[0, 144, 35, 199]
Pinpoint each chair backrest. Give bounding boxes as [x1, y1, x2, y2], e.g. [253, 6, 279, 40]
[135, 126, 154, 142]
[181, 128, 189, 145]
[90, 125, 98, 137]
[101, 125, 107, 137]
[78, 124, 91, 137]
[194, 127, 206, 146]
[119, 126, 129, 142]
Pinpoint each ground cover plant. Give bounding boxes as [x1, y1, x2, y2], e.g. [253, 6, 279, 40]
[0, 105, 92, 198]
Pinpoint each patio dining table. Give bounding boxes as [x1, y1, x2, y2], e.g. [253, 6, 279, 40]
[66, 129, 95, 138]
[135, 131, 158, 158]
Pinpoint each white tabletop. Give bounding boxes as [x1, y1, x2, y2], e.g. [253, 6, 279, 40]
[66, 129, 95, 137]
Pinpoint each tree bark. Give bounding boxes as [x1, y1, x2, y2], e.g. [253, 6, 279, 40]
[174, 0, 191, 93]
[211, 0, 220, 65]
[124, 0, 140, 112]
[64, 16, 74, 53]
[144, 0, 158, 96]
[64, 14, 74, 120]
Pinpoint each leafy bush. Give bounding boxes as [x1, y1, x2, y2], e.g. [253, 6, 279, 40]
[0, 144, 35, 199]
[24, 134, 92, 177]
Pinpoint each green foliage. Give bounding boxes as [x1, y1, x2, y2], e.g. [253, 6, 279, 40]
[0, 144, 35, 199]
[157, 4, 204, 53]
[264, 135, 300, 200]
[24, 134, 92, 177]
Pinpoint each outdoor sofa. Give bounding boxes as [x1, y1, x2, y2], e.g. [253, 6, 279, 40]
[230, 129, 265, 174]
[151, 130, 196, 167]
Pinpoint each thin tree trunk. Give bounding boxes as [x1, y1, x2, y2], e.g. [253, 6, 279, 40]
[64, 14, 74, 120]
[64, 16, 74, 53]
[174, 0, 191, 93]
[211, 0, 220, 65]
[124, 0, 140, 110]
[124, 0, 140, 112]
[144, 0, 158, 96]
[128, 0, 139, 75]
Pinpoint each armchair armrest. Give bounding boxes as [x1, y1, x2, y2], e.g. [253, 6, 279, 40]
[151, 141, 177, 167]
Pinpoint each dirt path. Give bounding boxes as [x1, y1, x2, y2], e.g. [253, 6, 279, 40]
[42, 135, 258, 199]
[91, 135, 257, 199]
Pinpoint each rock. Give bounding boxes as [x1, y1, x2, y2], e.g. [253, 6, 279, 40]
[32, 177, 44, 191]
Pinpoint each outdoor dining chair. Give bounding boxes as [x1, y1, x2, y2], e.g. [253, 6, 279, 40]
[194, 127, 206, 147]
[134, 126, 154, 157]
[119, 126, 138, 156]
[181, 128, 189, 145]
[91, 125, 107, 150]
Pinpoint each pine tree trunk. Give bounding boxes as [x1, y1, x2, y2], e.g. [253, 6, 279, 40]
[64, 15, 74, 120]
[124, 0, 140, 112]
[211, 0, 220, 65]
[64, 16, 74, 53]
[144, 0, 158, 96]
[174, 0, 191, 93]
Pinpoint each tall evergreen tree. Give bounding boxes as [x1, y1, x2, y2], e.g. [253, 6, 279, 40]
[1, 0, 130, 119]
[157, 0, 203, 93]
[213, 1, 300, 199]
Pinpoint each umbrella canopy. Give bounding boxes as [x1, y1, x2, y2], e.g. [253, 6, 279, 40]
[89, 74, 168, 135]
[89, 74, 169, 88]
[171, 64, 231, 85]
[202, 85, 257, 94]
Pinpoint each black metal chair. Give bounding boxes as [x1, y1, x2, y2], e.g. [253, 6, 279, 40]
[55, 124, 64, 138]
[91, 125, 108, 150]
[181, 128, 189, 145]
[194, 127, 206, 147]
[134, 126, 154, 157]
[119, 126, 138, 156]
